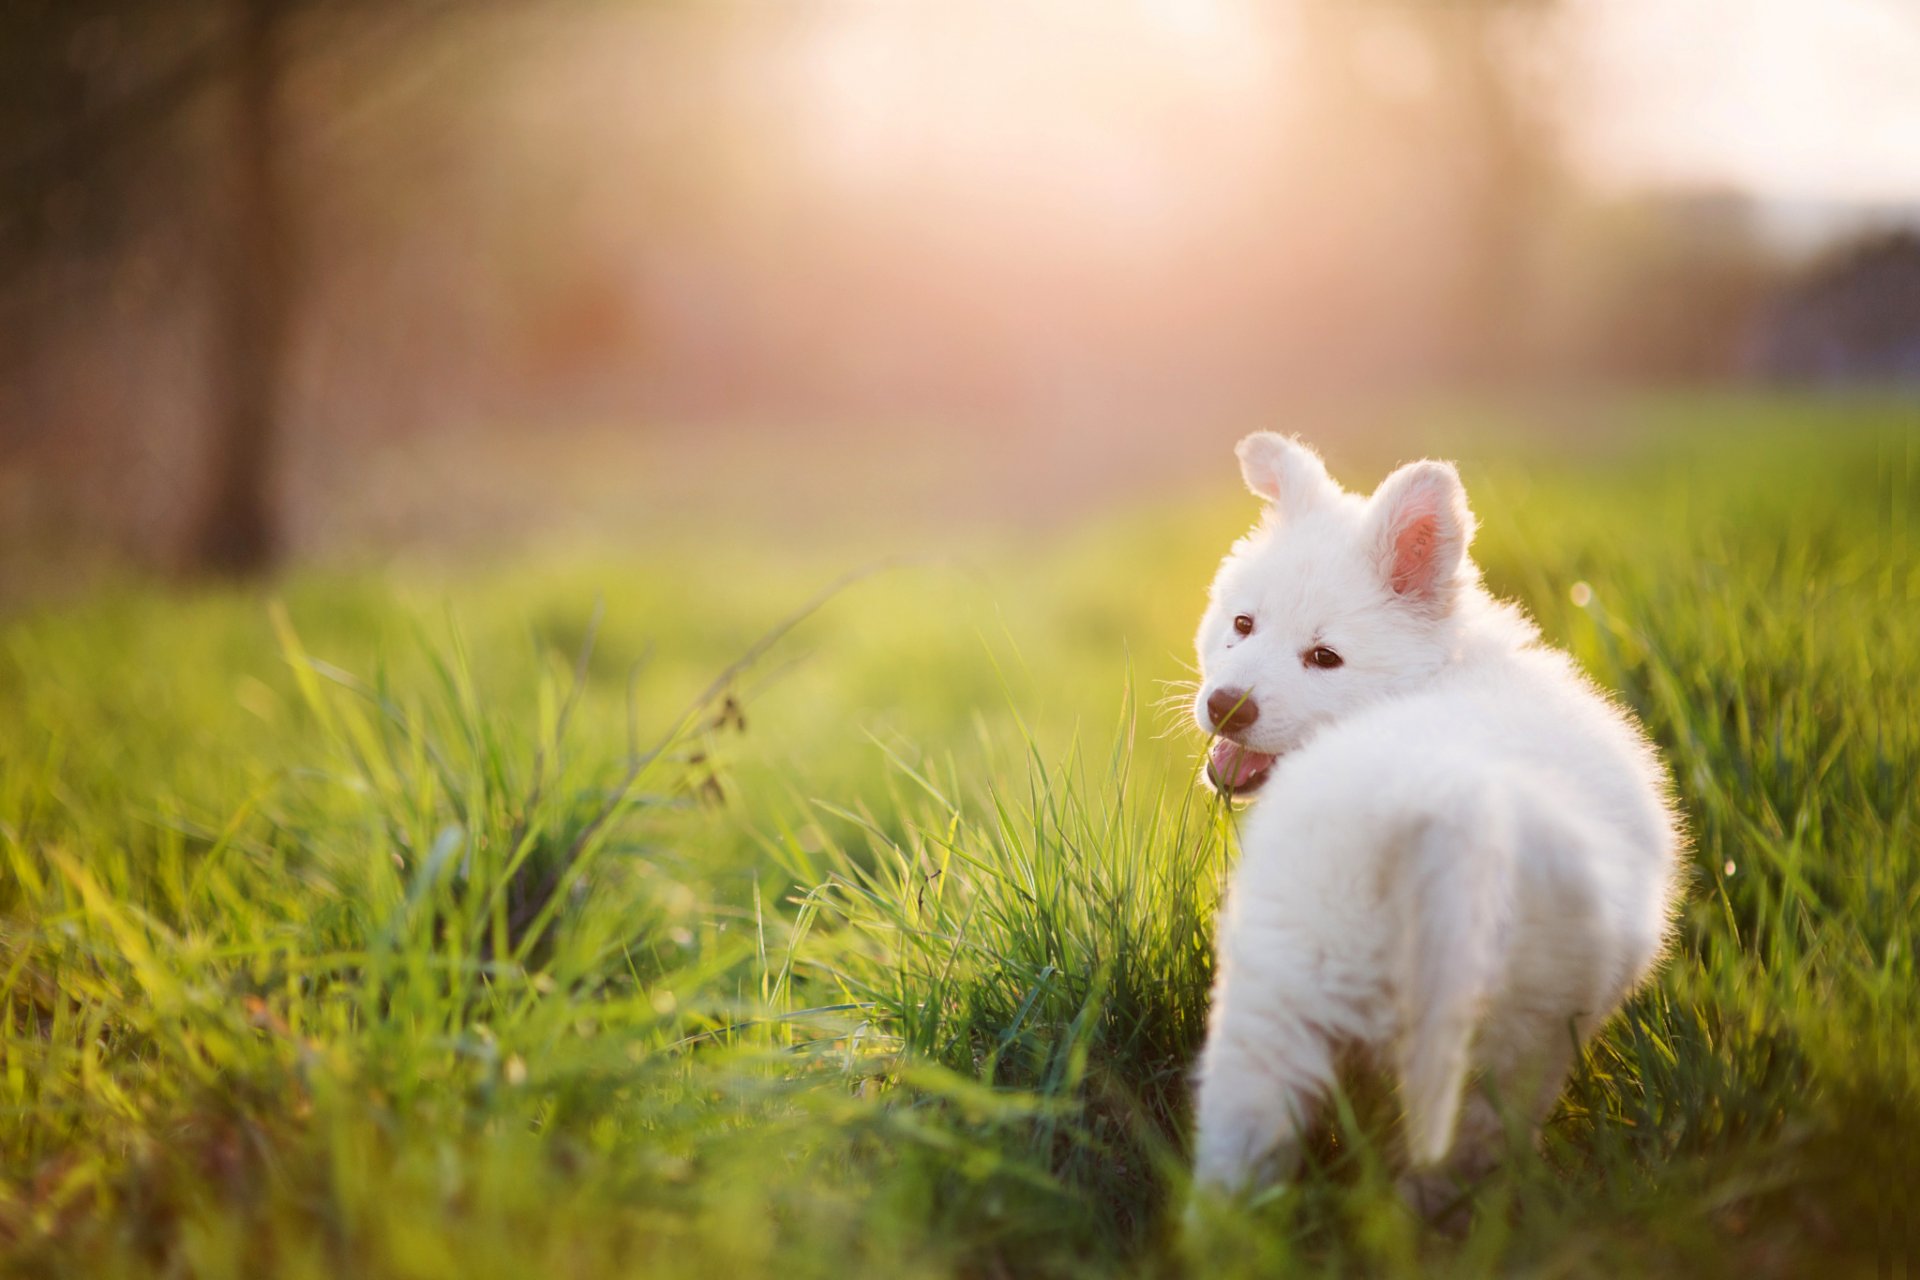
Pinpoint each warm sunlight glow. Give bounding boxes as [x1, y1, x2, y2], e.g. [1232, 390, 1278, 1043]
[793, 0, 1289, 211]
[1569, 0, 1920, 203]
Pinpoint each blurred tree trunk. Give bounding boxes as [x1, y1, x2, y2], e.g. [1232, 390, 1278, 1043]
[190, 0, 289, 576]
[1450, 3, 1555, 383]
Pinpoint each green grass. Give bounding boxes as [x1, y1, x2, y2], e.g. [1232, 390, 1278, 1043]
[1, 396, 1916, 1277]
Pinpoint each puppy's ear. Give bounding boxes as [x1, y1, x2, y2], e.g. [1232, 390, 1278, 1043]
[1366, 460, 1475, 608]
[1236, 433, 1339, 513]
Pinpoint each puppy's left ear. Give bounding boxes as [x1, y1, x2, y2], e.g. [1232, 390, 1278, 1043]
[1366, 460, 1475, 609]
[1236, 433, 1340, 514]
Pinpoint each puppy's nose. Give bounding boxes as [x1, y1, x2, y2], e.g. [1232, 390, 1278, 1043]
[1207, 687, 1260, 734]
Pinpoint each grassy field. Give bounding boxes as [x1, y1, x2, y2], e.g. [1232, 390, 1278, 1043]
[1, 397, 1915, 1277]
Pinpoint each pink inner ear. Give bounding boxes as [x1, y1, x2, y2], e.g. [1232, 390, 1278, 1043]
[1389, 512, 1440, 596]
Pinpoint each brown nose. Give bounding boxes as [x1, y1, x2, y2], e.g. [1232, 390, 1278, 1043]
[1207, 687, 1260, 734]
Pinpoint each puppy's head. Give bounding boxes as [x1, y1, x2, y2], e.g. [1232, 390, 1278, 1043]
[1193, 434, 1478, 798]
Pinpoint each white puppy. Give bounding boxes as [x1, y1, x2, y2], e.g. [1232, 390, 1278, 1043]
[1187, 434, 1681, 1211]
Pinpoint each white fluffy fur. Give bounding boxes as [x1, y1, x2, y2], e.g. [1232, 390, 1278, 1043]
[1188, 434, 1682, 1207]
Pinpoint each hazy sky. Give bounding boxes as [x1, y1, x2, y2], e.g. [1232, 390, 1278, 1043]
[796, 0, 1920, 208]
[1569, 0, 1920, 205]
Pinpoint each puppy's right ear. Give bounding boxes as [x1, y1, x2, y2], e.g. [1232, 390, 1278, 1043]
[1236, 433, 1338, 513]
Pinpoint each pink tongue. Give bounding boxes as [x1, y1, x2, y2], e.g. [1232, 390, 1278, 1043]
[1209, 739, 1277, 789]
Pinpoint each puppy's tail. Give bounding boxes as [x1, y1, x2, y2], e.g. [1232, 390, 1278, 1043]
[1393, 787, 1514, 1167]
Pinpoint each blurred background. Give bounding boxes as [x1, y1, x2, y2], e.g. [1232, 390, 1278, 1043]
[3, 0, 1917, 589]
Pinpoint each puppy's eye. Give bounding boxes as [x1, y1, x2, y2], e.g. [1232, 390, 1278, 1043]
[1232, 614, 1254, 637]
[1305, 646, 1343, 669]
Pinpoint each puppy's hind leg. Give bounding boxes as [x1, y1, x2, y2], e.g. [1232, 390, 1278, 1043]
[1391, 791, 1516, 1178]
